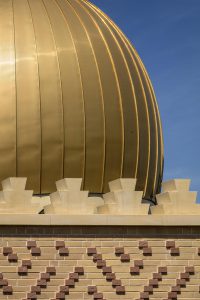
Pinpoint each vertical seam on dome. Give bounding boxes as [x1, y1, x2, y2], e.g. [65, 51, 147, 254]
[27, 0, 43, 194]
[70, 0, 106, 193]
[82, 0, 139, 179]
[11, 0, 17, 177]
[41, 0, 65, 180]
[81, 0, 125, 179]
[55, 0, 86, 185]
[89, 2, 150, 196]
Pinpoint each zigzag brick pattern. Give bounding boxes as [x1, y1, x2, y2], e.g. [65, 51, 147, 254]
[0, 227, 200, 299]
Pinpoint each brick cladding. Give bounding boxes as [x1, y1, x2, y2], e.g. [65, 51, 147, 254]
[0, 226, 200, 300]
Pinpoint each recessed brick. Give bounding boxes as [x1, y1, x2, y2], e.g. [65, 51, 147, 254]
[149, 279, 159, 286]
[115, 247, 124, 255]
[102, 266, 112, 274]
[60, 286, 69, 294]
[180, 273, 190, 280]
[59, 247, 69, 256]
[75, 267, 84, 275]
[170, 248, 180, 256]
[27, 292, 37, 299]
[41, 273, 50, 281]
[130, 266, 140, 274]
[139, 241, 148, 249]
[176, 279, 186, 286]
[3, 285, 13, 294]
[168, 291, 177, 299]
[134, 260, 143, 268]
[8, 253, 18, 261]
[65, 279, 75, 287]
[153, 273, 162, 280]
[116, 285, 125, 294]
[69, 272, 79, 281]
[3, 247, 12, 255]
[87, 248, 97, 255]
[18, 266, 28, 274]
[158, 266, 167, 274]
[27, 241, 37, 249]
[56, 241, 65, 249]
[185, 266, 195, 274]
[106, 273, 116, 280]
[46, 267, 56, 274]
[22, 260, 32, 268]
[56, 292, 65, 300]
[112, 279, 121, 286]
[144, 286, 153, 293]
[97, 260, 106, 268]
[88, 285, 97, 294]
[121, 254, 130, 262]
[140, 292, 149, 299]
[31, 247, 41, 256]
[0, 279, 8, 286]
[143, 248, 152, 256]
[93, 254, 102, 261]
[94, 292, 103, 299]
[166, 241, 175, 249]
[31, 286, 41, 294]
[37, 279, 47, 288]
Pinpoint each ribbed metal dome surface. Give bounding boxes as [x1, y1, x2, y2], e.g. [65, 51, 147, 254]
[0, 0, 163, 198]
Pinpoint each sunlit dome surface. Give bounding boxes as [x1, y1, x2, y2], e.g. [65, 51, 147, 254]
[0, 0, 163, 198]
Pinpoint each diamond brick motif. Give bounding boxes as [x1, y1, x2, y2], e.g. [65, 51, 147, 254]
[8, 253, 18, 261]
[46, 267, 56, 274]
[106, 273, 116, 280]
[3, 247, 12, 255]
[75, 267, 84, 274]
[166, 241, 176, 249]
[115, 247, 124, 255]
[3, 285, 13, 294]
[56, 241, 65, 249]
[18, 266, 28, 274]
[88, 285, 97, 294]
[121, 254, 130, 262]
[102, 266, 112, 274]
[116, 285, 125, 294]
[27, 241, 37, 249]
[87, 248, 97, 255]
[60, 285, 69, 294]
[139, 241, 148, 249]
[112, 279, 121, 286]
[65, 279, 75, 287]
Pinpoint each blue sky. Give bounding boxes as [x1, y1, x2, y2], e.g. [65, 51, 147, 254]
[91, 0, 200, 201]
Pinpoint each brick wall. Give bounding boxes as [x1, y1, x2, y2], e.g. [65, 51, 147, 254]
[0, 226, 200, 300]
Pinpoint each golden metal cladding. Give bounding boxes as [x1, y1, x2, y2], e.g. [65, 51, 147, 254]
[0, 0, 164, 198]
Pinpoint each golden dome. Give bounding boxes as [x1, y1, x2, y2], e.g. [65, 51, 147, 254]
[0, 0, 163, 198]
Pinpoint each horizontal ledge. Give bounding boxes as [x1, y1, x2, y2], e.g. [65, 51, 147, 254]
[0, 215, 200, 226]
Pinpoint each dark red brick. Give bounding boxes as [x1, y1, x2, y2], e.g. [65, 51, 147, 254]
[166, 241, 175, 249]
[3, 247, 12, 255]
[56, 241, 65, 249]
[46, 267, 56, 274]
[37, 280, 47, 288]
[96, 260, 106, 268]
[170, 248, 180, 255]
[60, 286, 69, 294]
[31, 286, 41, 294]
[8, 253, 18, 262]
[0, 273, 3, 280]
[74, 267, 84, 275]
[139, 241, 148, 249]
[143, 248, 152, 256]
[144, 286, 153, 293]
[115, 247, 124, 255]
[41, 273, 50, 281]
[94, 292, 103, 299]
[18, 266, 28, 274]
[106, 273, 116, 280]
[0, 279, 8, 286]
[22, 260, 32, 268]
[88, 286, 97, 294]
[140, 292, 149, 299]
[56, 292, 65, 300]
[102, 266, 112, 274]
[3, 285, 13, 294]
[112, 279, 121, 286]
[59, 247, 69, 256]
[171, 286, 181, 292]
[121, 254, 130, 262]
[168, 291, 177, 299]
[180, 273, 190, 280]
[87, 248, 97, 255]
[149, 279, 159, 286]
[27, 241, 37, 248]
[93, 254, 102, 261]
[27, 292, 37, 299]
[130, 266, 140, 274]
[69, 272, 79, 281]
[65, 279, 75, 287]
[116, 285, 125, 294]
[176, 279, 186, 286]
[158, 266, 167, 274]
[185, 266, 195, 274]
[134, 260, 143, 268]
[31, 247, 41, 256]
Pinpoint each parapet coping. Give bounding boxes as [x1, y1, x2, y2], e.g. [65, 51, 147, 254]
[0, 215, 200, 226]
